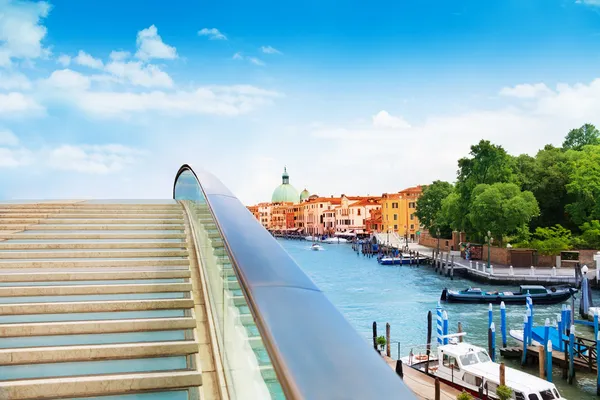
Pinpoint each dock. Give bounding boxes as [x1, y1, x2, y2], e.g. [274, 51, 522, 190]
[383, 356, 462, 400]
[501, 344, 597, 373]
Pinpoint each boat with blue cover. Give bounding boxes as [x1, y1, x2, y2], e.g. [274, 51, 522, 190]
[441, 285, 576, 305]
[378, 254, 428, 265]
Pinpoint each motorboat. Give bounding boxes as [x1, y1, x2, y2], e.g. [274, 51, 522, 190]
[321, 237, 348, 244]
[311, 243, 323, 251]
[378, 254, 428, 265]
[440, 285, 576, 305]
[402, 339, 565, 399]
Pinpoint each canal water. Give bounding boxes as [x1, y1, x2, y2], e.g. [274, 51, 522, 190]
[279, 239, 600, 399]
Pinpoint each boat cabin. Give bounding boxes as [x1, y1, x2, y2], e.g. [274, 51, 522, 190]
[518, 285, 548, 295]
[436, 342, 564, 399]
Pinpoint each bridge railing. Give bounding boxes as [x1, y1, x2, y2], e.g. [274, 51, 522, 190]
[174, 164, 416, 400]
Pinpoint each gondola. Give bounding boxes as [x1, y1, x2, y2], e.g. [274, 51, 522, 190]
[440, 285, 576, 305]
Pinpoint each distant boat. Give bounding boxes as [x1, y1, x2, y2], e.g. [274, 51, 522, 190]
[311, 243, 323, 251]
[322, 237, 348, 244]
[440, 285, 576, 305]
[378, 255, 427, 265]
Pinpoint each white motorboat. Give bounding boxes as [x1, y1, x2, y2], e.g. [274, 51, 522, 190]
[311, 244, 323, 251]
[321, 237, 348, 244]
[402, 338, 565, 399]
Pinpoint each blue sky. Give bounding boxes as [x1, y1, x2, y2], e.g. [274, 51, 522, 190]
[1, 0, 600, 204]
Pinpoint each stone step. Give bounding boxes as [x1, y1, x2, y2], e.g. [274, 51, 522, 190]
[0, 224, 184, 231]
[0, 242, 187, 250]
[0, 282, 192, 296]
[0, 370, 202, 400]
[0, 250, 189, 259]
[0, 219, 185, 225]
[0, 213, 184, 219]
[0, 341, 199, 365]
[0, 270, 191, 282]
[0, 259, 189, 269]
[0, 233, 187, 240]
[0, 317, 197, 337]
[0, 298, 195, 315]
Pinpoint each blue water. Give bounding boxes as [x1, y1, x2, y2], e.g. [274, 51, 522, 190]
[279, 239, 600, 399]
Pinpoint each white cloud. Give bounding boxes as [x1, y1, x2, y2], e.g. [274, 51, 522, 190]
[372, 110, 411, 129]
[232, 52, 265, 66]
[0, 92, 44, 115]
[198, 28, 227, 40]
[109, 50, 130, 61]
[135, 25, 177, 60]
[47, 144, 144, 174]
[248, 57, 265, 66]
[0, 71, 31, 90]
[576, 0, 600, 6]
[0, 129, 19, 146]
[0, 147, 32, 167]
[57, 54, 71, 66]
[499, 83, 553, 99]
[43, 69, 91, 91]
[73, 85, 281, 118]
[260, 46, 281, 54]
[0, 0, 51, 67]
[104, 61, 173, 88]
[74, 50, 103, 69]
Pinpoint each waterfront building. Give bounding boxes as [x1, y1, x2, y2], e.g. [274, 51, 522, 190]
[271, 167, 300, 203]
[380, 185, 422, 240]
[365, 208, 383, 233]
[303, 196, 342, 235]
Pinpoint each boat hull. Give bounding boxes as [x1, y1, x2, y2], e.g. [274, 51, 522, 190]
[440, 288, 574, 305]
[378, 256, 428, 265]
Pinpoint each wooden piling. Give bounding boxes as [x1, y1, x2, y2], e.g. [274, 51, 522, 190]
[395, 359, 404, 378]
[500, 363, 506, 386]
[434, 378, 440, 400]
[426, 311, 432, 374]
[372, 321, 377, 350]
[386, 323, 391, 358]
[457, 322, 463, 343]
[539, 345, 545, 378]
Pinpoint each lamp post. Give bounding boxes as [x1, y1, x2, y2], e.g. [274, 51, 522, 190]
[486, 230, 492, 270]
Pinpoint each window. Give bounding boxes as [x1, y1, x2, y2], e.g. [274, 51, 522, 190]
[477, 351, 490, 363]
[386, 203, 388, 208]
[462, 373, 481, 387]
[410, 224, 414, 230]
[528, 395, 541, 400]
[538, 390, 555, 400]
[485, 382, 498, 394]
[394, 224, 398, 230]
[392, 202, 398, 208]
[552, 389, 560, 399]
[442, 354, 459, 370]
[320, 204, 323, 208]
[357, 209, 361, 216]
[460, 353, 479, 366]
[410, 213, 414, 220]
[393, 214, 398, 221]
[515, 392, 525, 400]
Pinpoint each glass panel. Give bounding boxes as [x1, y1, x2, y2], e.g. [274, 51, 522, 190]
[174, 169, 284, 400]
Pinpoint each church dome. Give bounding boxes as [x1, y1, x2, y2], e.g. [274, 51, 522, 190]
[300, 188, 310, 202]
[271, 167, 299, 203]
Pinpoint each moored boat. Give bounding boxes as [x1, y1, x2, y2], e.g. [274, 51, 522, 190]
[403, 339, 565, 399]
[441, 285, 576, 305]
[378, 255, 428, 265]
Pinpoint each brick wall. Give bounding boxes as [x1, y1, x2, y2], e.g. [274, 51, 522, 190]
[418, 231, 453, 252]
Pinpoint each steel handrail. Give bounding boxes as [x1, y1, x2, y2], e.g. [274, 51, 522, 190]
[174, 164, 416, 399]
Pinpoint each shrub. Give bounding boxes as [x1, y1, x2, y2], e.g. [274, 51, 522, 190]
[376, 335, 386, 351]
[496, 385, 513, 400]
[456, 390, 474, 400]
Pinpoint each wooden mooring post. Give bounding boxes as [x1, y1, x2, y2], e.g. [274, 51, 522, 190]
[372, 321, 377, 350]
[434, 377, 440, 400]
[386, 323, 391, 357]
[457, 322, 463, 343]
[426, 311, 432, 374]
[538, 345, 545, 379]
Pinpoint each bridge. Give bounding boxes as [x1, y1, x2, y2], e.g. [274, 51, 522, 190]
[0, 164, 415, 400]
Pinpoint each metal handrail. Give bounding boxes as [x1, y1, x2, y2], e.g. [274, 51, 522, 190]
[174, 164, 416, 399]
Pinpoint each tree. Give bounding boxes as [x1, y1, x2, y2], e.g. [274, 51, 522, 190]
[529, 225, 572, 256]
[376, 336, 386, 352]
[496, 385, 513, 400]
[455, 140, 517, 233]
[579, 220, 600, 249]
[468, 183, 540, 244]
[438, 192, 462, 233]
[566, 145, 600, 225]
[415, 181, 454, 237]
[456, 391, 474, 400]
[562, 123, 600, 151]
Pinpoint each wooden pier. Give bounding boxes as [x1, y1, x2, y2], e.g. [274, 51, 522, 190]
[501, 342, 597, 373]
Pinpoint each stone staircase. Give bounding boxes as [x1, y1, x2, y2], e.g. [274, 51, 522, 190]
[0, 201, 214, 400]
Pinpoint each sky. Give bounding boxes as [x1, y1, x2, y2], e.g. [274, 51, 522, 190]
[1, 0, 600, 204]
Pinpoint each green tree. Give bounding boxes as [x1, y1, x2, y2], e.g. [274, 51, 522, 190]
[566, 145, 600, 225]
[455, 140, 517, 233]
[579, 220, 600, 249]
[496, 385, 513, 400]
[456, 391, 474, 400]
[562, 123, 600, 151]
[415, 181, 454, 237]
[529, 225, 572, 255]
[468, 183, 539, 244]
[438, 192, 462, 232]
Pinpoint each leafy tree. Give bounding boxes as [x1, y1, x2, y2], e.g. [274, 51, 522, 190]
[415, 181, 454, 237]
[456, 391, 474, 400]
[376, 336, 386, 351]
[438, 192, 462, 233]
[455, 140, 517, 233]
[468, 183, 539, 244]
[496, 385, 513, 400]
[579, 220, 600, 249]
[566, 145, 600, 225]
[562, 123, 600, 151]
[529, 225, 572, 256]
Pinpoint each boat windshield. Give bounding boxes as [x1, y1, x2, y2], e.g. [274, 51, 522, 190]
[459, 352, 479, 366]
[538, 389, 557, 399]
[477, 351, 491, 362]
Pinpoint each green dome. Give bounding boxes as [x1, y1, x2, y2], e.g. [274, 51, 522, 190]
[271, 167, 299, 203]
[300, 189, 310, 202]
